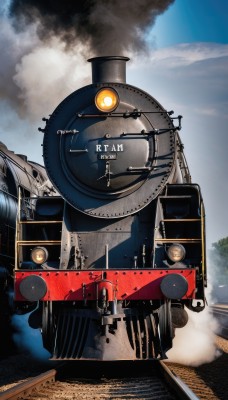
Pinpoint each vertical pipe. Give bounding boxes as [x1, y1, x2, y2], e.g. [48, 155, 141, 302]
[88, 56, 130, 84]
[105, 244, 109, 269]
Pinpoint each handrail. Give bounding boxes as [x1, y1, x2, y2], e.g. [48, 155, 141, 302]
[19, 220, 62, 224]
[161, 219, 201, 222]
[154, 238, 201, 243]
[17, 240, 61, 245]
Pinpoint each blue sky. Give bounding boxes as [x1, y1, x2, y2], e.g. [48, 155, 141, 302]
[151, 0, 228, 46]
[129, 0, 228, 249]
[0, 0, 227, 248]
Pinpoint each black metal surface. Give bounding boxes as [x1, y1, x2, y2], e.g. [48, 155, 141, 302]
[0, 190, 17, 226]
[0, 142, 56, 298]
[42, 56, 176, 218]
[171, 305, 189, 328]
[158, 300, 173, 354]
[16, 56, 206, 363]
[51, 305, 162, 361]
[88, 56, 130, 84]
[43, 82, 175, 217]
[64, 115, 152, 192]
[19, 275, 47, 301]
[52, 309, 136, 360]
[160, 274, 188, 299]
[153, 184, 203, 270]
[61, 201, 155, 269]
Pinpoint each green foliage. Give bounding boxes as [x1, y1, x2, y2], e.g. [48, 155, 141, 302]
[210, 237, 228, 284]
[212, 237, 228, 259]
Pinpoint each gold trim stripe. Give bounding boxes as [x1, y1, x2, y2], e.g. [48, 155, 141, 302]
[154, 238, 201, 243]
[17, 241, 61, 245]
[19, 220, 62, 224]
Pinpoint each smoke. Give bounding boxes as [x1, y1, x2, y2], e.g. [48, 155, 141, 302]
[0, 17, 38, 114]
[13, 38, 90, 120]
[167, 243, 228, 366]
[9, 0, 174, 55]
[167, 306, 220, 367]
[0, 16, 90, 120]
[207, 241, 228, 303]
[11, 313, 51, 361]
[0, 0, 174, 121]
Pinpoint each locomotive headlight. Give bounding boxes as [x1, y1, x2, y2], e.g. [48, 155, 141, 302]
[167, 244, 186, 262]
[95, 88, 119, 112]
[31, 246, 48, 264]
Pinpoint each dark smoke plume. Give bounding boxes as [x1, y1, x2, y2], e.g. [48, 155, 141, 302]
[0, 0, 174, 121]
[9, 0, 174, 55]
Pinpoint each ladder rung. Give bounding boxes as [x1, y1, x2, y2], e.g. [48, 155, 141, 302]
[159, 196, 192, 199]
[19, 220, 62, 224]
[154, 238, 201, 243]
[17, 241, 61, 245]
[161, 219, 201, 222]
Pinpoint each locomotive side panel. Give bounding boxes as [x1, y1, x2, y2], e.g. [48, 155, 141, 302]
[0, 142, 57, 355]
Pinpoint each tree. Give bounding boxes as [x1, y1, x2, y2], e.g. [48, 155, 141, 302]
[212, 237, 228, 260]
[210, 236, 228, 284]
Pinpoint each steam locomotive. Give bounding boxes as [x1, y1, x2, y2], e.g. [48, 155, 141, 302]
[0, 142, 55, 351]
[14, 57, 207, 360]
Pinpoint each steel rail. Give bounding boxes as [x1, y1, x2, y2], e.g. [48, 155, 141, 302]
[0, 369, 56, 400]
[0, 362, 201, 400]
[159, 361, 200, 400]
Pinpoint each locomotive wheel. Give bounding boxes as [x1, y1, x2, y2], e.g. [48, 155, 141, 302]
[158, 300, 173, 354]
[42, 301, 53, 352]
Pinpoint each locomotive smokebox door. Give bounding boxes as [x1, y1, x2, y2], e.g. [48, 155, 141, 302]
[43, 56, 175, 217]
[63, 113, 153, 192]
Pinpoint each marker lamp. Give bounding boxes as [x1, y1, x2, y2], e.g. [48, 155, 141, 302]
[31, 246, 48, 264]
[167, 244, 186, 262]
[95, 88, 119, 112]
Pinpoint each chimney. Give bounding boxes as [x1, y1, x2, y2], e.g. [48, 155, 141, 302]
[88, 56, 130, 84]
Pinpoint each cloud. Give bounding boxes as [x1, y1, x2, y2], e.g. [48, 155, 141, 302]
[194, 107, 224, 118]
[149, 42, 228, 67]
[129, 42, 228, 118]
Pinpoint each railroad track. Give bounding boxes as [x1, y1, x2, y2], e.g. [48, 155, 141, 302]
[0, 369, 56, 400]
[0, 361, 199, 400]
[210, 304, 228, 339]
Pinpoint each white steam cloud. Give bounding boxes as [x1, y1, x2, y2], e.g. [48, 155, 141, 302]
[167, 306, 220, 366]
[2, 0, 169, 124]
[14, 38, 90, 120]
[0, 17, 90, 121]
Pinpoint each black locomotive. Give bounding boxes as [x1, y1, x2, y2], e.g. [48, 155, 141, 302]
[0, 142, 55, 351]
[14, 57, 207, 360]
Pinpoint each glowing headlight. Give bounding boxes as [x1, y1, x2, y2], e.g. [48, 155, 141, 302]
[31, 247, 48, 264]
[95, 88, 119, 112]
[167, 244, 186, 262]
